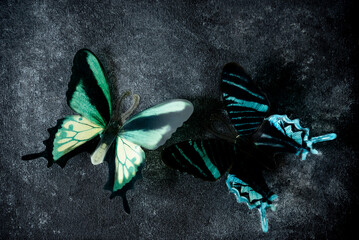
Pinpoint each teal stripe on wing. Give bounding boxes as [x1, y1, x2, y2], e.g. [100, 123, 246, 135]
[221, 62, 270, 136]
[162, 140, 236, 181]
[224, 96, 268, 112]
[191, 141, 221, 179]
[222, 79, 265, 100]
[174, 145, 208, 178]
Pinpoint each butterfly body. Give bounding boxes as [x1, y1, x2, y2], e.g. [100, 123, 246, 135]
[162, 62, 336, 232]
[22, 49, 194, 212]
[90, 120, 120, 165]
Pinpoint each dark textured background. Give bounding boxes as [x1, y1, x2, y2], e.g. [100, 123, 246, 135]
[1, 0, 358, 239]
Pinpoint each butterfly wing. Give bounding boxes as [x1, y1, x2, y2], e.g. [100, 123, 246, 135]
[228, 138, 277, 232]
[162, 139, 235, 181]
[120, 99, 194, 150]
[226, 172, 277, 233]
[111, 137, 145, 192]
[162, 139, 277, 232]
[105, 136, 145, 213]
[103, 137, 145, 213]
[22, 49, 111, 166]
[102, 99, 193, 212]
[221, 62, 270, 136]
[253, 114, 337, 160]
[67, 49, 112, 127]
[22, 115, 104, 167]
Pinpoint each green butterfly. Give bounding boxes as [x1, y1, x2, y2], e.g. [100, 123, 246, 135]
[22, 49, 193, 212]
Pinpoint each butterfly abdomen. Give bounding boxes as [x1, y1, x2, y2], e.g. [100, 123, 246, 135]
[91, 121, 120, 165]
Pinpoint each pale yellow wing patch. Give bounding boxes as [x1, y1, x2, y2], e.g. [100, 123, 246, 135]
[113, 137, 145, 192]
[52, 115, 104, 160]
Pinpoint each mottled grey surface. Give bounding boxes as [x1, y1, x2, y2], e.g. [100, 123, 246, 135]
[1, 0, 358, 239]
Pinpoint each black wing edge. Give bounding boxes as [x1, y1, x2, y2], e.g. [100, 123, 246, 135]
[103, 140, 145, 214]
[222, 62, 253, 82]
[21, 118, 100, 168]
[67, 49, 112, 124]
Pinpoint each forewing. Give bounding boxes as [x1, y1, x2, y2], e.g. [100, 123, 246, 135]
[67, 49, 112, 127]
[22, 115, 103, 167]
[221, 62, 270, 136]
[120, 99, 193, 150]
[162, 139, 236, 181]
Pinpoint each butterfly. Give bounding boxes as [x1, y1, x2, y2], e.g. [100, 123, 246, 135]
[22, 49, 194, 213]
[161, 62, 337, 232]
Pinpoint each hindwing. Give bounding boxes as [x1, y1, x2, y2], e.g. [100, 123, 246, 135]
[52, 115, 103, 160]
[113, 137, 145, 191]
[22, 115, 103, 167]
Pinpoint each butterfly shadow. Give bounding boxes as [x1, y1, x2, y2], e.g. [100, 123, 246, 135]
[255, 57, 304, 117]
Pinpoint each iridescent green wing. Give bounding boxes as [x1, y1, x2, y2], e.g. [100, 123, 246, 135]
[22, 115, 104, 167]
[51, 116, 104, 160]
[91, 99, 193, 171]
[104, 136, 145, 212]
[67, 49, 112, 127]
[226, 173, 277, 233]
[22, 49, 111, 166]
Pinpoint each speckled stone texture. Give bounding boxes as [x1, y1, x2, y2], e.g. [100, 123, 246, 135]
[1, 0, 358, 239]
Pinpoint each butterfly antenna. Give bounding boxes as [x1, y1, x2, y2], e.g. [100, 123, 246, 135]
[113, 91, 131, 121]
[121, 94, 140, 124]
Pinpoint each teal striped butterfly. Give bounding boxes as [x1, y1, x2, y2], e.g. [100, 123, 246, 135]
[162, 62, 336, 232]
[22, 49, 194, 212]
